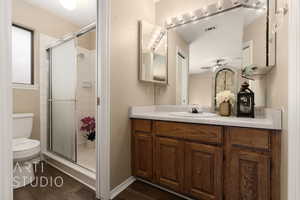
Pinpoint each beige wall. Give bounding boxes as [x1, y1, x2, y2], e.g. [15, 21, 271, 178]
[155, 29, 189, 105]
[110, 0, 155, 189]
[78, 30, 96, 50]
[243, 15, 267, 67]
[12, 0, 79, 140]
[266, 0, 288, 198]
[189, 73, 213, 106]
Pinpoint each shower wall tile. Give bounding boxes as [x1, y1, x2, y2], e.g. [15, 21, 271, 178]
[77, 47, 96, 145]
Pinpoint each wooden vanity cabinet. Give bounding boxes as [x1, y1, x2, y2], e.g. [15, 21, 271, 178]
[131, 119, 281, 200]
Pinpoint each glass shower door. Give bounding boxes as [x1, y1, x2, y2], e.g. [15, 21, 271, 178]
[49, 39, 77, 162]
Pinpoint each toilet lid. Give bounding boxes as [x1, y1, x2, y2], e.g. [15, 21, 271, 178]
[13, 138, 40, 160]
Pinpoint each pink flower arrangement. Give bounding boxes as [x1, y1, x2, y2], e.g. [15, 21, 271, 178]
[80, 116, 96, 141]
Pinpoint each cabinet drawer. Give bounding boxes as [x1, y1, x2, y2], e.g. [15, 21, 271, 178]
[154, 121, 223, 144]
[229, 127, 271, 150]
[185, 124, 223, 144]
[154, 121, 185, 139]
[133, 119, 152, 133]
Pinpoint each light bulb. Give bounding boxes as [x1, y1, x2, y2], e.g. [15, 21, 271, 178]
[177, 15, 184, 22]
[166, 18, 172, 25]
[231, 0, 240, 5]
[60, 0, 77, 10]
[217, 0, 224, 10]
[202, 6, 209, 16]
[165, 18, 174, 28]
[188, 12, 197, 20]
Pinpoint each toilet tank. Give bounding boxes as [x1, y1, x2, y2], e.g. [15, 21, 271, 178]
[13, 113, 34, 139]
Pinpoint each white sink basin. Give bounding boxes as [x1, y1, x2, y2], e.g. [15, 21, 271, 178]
[169, 112, 218, 118]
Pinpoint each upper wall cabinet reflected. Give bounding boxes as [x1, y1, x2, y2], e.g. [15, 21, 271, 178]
[139, 21, 168, 84]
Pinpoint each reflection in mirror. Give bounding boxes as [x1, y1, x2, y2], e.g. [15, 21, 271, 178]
[139, 21, 168, 84]
[152, 0, 274, 110]
[242, 6, 267, 69]
[215, 69, 235, 95]
[214, 67, 237, 108]
[173, 8, 245, 108]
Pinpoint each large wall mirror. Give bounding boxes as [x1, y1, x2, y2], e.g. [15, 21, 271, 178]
[140, 0, 276, 109]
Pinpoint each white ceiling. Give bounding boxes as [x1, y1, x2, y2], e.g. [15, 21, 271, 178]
[22, 0, 97, 27]
[175, 8, 264, 44]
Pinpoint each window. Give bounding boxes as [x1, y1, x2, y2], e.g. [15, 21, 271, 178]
[12, 24, 34, 85]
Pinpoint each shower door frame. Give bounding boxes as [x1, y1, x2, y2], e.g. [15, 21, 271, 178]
[47, 27, 97, 167]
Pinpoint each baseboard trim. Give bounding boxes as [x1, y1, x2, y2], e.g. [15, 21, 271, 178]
[136, 178, 194, 200]
[110, 176, 136, 199]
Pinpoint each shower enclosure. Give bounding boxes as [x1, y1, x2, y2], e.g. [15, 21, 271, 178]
[47, 24, 97, 172]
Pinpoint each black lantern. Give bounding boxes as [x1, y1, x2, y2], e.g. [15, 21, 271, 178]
[237, 82, 255, 118]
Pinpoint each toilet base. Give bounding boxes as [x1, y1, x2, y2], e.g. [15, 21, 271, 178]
[13, 161, 36, 189]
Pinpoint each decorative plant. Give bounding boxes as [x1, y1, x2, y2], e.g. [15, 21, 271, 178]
[80, 116, 96, 141]
[216, 90, 235, 107]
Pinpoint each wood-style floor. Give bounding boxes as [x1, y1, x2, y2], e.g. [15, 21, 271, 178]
[114, 181, 185, 200]
[14, 162, 185, 200]
[14, 162, 96, 200]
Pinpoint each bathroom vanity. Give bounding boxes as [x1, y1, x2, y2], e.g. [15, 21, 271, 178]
[130, 106, 281, 200]
[133, 0, 281, 198]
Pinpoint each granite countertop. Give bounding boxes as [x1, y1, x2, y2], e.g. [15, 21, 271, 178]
[129, 105, 282, 130]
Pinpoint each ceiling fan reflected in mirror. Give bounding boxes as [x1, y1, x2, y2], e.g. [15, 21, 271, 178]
[199, 57, 231, 71]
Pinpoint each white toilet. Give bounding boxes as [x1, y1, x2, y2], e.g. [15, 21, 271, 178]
[13, 113, 41, 189]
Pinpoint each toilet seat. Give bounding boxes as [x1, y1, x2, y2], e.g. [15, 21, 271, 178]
[13, 138, 40, 160]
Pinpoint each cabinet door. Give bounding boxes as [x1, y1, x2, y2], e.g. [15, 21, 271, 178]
[133, 133, 153, 180]
[155, 137, 184, 193]
[185, 142, 223, 200]
[228, 149, 270, 200]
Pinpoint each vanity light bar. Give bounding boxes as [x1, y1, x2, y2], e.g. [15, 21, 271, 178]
[147, 27, 167, 51]
[165, 4, 242, 29]
[151, 31, 167, 51]
[231, 0, 241, 5]
[164, 0, 265, 30]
